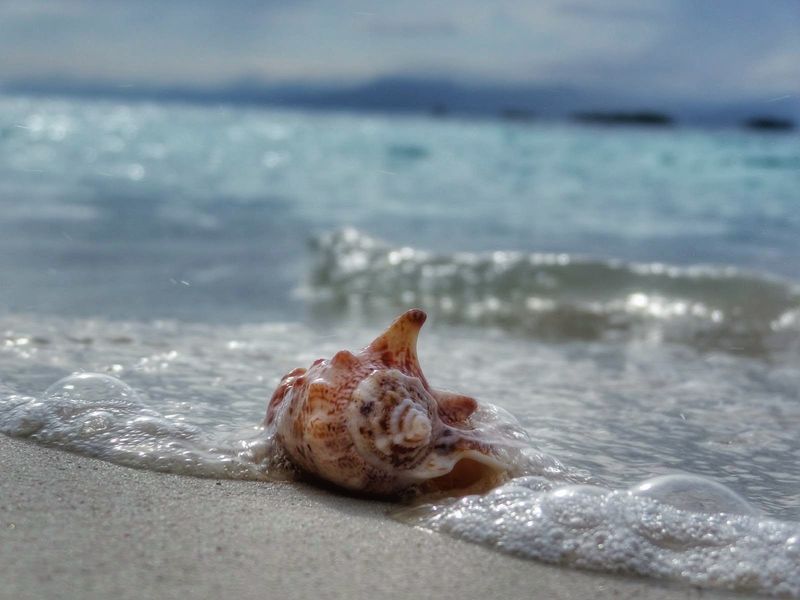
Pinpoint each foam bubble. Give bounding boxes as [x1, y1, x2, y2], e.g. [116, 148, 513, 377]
[630, 473, 758, 516]
[43, 372, 141, 409]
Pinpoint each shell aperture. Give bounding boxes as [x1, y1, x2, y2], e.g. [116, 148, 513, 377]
[265, 309, 512, 495]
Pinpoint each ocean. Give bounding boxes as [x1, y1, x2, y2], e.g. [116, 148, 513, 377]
[1, 94, 798, 596]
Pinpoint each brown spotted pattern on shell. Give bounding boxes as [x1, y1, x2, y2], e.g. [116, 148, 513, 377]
[265, 309, 509, 495]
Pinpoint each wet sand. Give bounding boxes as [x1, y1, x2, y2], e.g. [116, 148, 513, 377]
[1, 435, 739, 600]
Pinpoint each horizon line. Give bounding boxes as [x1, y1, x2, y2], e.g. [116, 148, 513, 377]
[1, 75, 796, 128]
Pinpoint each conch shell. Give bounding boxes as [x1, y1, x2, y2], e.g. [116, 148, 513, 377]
[265, 309, 510, 495]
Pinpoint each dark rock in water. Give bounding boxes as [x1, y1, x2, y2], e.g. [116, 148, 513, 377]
[499, 107, 536, 121]
[743, 117, 795, 131]
[572, 111, 674, 126]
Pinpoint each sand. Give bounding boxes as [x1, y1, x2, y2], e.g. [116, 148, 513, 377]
[0, 435, 741, 600]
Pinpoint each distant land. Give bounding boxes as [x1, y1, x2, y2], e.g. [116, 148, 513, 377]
[744, 116, 795, 131]
[1, 75, 797, 128]
[572, 111, 673, 126]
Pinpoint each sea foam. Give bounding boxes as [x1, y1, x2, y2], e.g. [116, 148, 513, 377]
[397, 475, 800, 597]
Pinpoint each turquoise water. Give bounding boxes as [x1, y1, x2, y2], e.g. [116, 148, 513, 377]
[1, 94, 799, 597]
[0, 94, 798, 320]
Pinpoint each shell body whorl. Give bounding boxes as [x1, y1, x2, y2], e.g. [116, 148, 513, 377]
[265, 309, 508, 495]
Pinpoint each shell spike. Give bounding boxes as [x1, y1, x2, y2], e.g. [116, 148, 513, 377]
[331, 349, 359, 369]
[365, 309, 427, 375]
[433, 389, 478, 423]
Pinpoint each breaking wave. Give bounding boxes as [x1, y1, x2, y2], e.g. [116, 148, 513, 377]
[308, 229, 800, 356]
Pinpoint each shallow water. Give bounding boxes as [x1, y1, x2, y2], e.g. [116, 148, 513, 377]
[1, 94, 799, 597]
[1, 306, 799, 596]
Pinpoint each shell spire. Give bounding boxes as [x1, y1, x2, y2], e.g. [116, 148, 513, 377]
[265, 308, 512, 496]
[367, 310, 477, 423]
[366, 308, 426, 380]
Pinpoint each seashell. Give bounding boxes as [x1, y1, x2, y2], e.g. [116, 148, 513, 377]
[265, 309, 511, 495]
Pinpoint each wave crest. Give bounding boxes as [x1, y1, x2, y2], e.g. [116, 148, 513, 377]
[307, 229, 800, 356]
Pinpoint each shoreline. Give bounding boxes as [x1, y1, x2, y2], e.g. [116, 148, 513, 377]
[0, 435, 739, 600]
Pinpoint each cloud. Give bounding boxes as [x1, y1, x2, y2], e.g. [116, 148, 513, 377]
[360, 17, 459, 37]
[556, 2, 666, 21]
[0, 0, 797, 105]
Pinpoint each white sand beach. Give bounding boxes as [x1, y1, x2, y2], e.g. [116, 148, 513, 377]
[0, 435, 740, 600]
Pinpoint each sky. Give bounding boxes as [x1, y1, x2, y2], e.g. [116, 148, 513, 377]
[0, 0, 798, 108]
